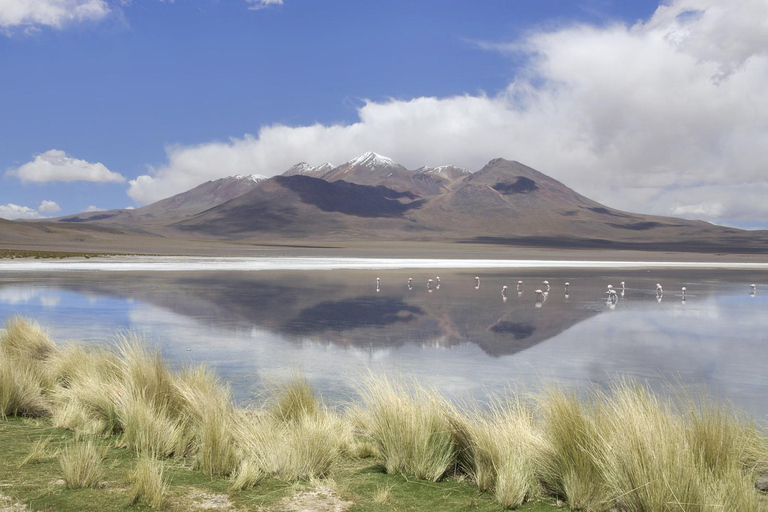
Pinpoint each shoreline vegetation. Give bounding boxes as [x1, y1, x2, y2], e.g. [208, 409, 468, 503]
[1, 318, 767, 511]
[0, 249, 130, 260]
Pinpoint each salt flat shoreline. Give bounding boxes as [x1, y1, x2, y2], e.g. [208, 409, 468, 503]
[2, 255, 768, 272]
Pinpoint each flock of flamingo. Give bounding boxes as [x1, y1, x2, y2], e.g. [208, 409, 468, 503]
[373, 276, 759, 308]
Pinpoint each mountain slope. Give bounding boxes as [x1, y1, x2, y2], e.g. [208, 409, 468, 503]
[56, 174, 267, 224]
[174, 175, 427, 238]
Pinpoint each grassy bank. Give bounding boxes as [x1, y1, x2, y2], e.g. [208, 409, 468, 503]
[0, 249, 128, 260]
[1, 317, 766, 511]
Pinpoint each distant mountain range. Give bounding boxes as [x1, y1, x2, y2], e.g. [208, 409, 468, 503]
[3, 152, 768, 253]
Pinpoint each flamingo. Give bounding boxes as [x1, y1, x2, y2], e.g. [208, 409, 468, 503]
[681, 286, 687, 303]
[543, 280, 550, 292]
[656, 283, 663, 296]
[750, 284, 756, 297]
[376, 277, 380, 293]
[475, 276, 480, 289]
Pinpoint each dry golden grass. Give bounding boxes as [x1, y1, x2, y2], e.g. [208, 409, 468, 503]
[358, 375, 456, 482]
[58, 439, 105, 489]
[456, 396, 544, 509]
[128, 455, 168, 508]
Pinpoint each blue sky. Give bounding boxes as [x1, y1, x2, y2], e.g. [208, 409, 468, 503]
[2, 0, 767, 228]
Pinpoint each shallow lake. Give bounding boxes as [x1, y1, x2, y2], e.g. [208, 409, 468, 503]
[1, 261, 767, 418]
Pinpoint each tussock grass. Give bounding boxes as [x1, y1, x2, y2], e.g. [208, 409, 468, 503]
[458, 396, 544, 509]
[1, 316, 767, 510]
[116, 391, 183, 457]
[234, 378, 348, 482]
[128, 455, 168, 508]
[173, 365, 237, 475]
[0, 359, 50, 417]
[58, 439, 105, 489]
[359, 375, 456, 482]
[1, 316, 57, 364]
[538, 388, 607, 510]
[266, 372, 318, 422]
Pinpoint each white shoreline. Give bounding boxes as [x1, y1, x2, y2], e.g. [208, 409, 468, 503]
[2, 256, 768, 272]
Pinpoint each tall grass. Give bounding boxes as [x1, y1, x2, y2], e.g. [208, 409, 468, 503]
[233, 377, 348, 482]
[0, 317, 56, 417]
[173, 365, 238, 476]
[1, 316, 766, 509]
[538, 387, 607, 511]
[458, 396, 544, 508]
[128, 455, 168, 508]
[58, 440, 105, 489]
[359, 375, 456, 482]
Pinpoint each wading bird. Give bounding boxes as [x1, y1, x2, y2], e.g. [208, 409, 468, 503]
[475, 276, 480, 289]
[543, 280, 550, 292]
[656, 283, 663, 296]
[376, 277, 380, 293]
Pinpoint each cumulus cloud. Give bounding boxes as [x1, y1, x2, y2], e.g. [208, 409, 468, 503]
[0, 0, 110, 31]
[245, 0, 283, 11]
[0, 204, 44, 220]
[128, 0, 768, 227]
[7, 149, 125, 184]
[38, 200, 61, 213]
[0, 199, 62, 220]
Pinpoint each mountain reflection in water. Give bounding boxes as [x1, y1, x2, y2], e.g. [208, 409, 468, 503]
[0, 268, 767, 418]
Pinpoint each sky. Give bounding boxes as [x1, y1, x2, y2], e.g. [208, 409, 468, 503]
[1, 0, 767, 228]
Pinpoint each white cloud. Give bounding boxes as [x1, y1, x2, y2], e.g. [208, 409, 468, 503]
[0, 199, 63, 219]
[8, 149, 125, 184]
[84, 205, 105, 212]
[128, 0, 768, 227]
[0, 0, 110, 30]
[38, 200, 61, 214]
[0, 203, 44, 220]
[245, 0, 283, 11]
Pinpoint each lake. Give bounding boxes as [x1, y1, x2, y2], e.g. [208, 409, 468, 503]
[1, 258, 767, 418]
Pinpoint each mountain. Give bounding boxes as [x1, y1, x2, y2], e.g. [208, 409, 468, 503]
[177, 156, 768, 252]
[56, 174, 267, 224]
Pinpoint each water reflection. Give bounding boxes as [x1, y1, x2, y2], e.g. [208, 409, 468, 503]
[0, 269, 767, 417]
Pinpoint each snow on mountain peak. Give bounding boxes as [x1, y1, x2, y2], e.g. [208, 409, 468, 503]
[287, 162, 315, 174]
[347, 151, 401, 169]
[232, 174, 267, 183]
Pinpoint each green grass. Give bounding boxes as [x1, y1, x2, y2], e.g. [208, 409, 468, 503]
[0, 417, 566, 511]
